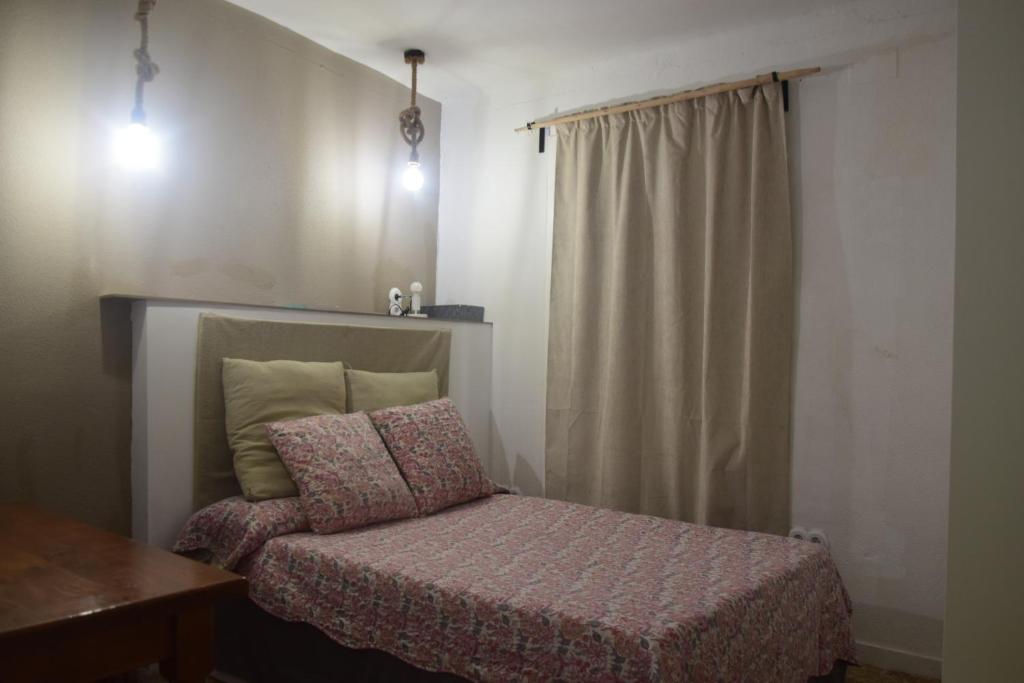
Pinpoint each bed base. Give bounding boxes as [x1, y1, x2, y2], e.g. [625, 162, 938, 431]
[213, 597, 846, 683]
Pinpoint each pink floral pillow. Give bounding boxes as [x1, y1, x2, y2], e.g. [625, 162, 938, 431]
[173, 496, 308, 570]
[369, 398, 494, 515]
[265, 412, 417, 534]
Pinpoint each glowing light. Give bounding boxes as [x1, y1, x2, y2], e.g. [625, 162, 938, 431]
[112, 123, 161, 170]
[402, 161, 424, 191]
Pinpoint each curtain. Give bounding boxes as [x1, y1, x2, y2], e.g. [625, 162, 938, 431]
[545, 83, 792, 534]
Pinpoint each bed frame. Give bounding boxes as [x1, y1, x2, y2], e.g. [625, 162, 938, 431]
[213, 597, 848, 683]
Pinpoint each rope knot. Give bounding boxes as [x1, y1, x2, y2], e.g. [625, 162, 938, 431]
[399, 106, 425, 148]
[133, 49, 159, 82]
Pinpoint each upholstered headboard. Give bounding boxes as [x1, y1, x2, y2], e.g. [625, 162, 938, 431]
[193, 314, 451, 509]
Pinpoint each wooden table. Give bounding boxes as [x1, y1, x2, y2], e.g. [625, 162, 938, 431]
[0, 503, 246, 683]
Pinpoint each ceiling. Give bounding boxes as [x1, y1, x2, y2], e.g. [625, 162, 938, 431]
[226, 0, 855, 101]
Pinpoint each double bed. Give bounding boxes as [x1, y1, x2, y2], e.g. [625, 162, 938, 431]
[172, 313, 856, 682]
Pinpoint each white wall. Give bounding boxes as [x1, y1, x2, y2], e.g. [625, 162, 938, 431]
[435, 0, 955, 675]
[789, 41, 954, 676]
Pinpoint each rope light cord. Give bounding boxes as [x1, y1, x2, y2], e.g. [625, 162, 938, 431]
[132, 0, 159, 124]
[410, 59, 418, 107]
[399, 49, 425, 163]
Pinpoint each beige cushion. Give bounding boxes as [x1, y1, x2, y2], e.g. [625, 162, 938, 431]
[346, 369, 439, 412]
[223, 358, 347, 501]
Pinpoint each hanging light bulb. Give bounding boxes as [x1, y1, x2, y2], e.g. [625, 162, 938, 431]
[402, 161, 424, 191]
[399, 49, 426, 191]
[113, 0, 161, 170]
[113, 122, 161, 170]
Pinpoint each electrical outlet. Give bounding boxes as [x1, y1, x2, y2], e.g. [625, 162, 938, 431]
[807, 529, 830, 549]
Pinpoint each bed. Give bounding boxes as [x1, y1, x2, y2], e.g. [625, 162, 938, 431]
[174, 314, 856, 682]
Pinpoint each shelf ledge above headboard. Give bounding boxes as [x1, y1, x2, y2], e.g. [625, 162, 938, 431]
[100, 293, 492, 326]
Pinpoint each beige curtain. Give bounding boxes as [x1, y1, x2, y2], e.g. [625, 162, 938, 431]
[546, 83, 792, 534]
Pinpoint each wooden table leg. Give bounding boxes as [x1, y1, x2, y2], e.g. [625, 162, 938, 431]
[159, 604, 213, 683]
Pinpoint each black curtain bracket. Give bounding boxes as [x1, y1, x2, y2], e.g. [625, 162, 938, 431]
[771, 71, 790, 112]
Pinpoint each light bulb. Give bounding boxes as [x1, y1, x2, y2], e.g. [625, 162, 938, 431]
[112, 122, 161, 170]
[402, 161, 424, 191]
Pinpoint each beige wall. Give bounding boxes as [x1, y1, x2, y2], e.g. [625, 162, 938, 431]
[0, 0, 440, 533]
[943, 1, 1024, 679]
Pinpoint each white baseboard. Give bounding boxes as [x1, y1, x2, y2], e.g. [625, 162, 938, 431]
[856, 640, 943, 679]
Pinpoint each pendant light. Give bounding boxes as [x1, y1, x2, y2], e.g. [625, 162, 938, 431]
[399, 49, 426, 191]
[112, 0, 161, 170]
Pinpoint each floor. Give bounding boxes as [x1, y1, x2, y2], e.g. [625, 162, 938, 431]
[116, 663, 938, 682]
[849, 665, 940, 683]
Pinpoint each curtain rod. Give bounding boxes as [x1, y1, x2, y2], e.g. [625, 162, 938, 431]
[515, 67, 821, 133]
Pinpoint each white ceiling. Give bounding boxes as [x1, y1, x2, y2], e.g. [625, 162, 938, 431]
[226, 0, 855, 101]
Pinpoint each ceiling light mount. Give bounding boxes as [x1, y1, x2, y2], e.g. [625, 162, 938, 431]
[403, 49, 426, 66]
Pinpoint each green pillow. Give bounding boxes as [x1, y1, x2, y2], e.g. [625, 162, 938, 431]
[346, 369, 439, 412]
[223, 358, 347, 501]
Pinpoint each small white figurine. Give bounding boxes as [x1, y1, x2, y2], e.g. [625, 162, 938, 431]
[409, 281, 426, 317]
[388, 287, 404, 316]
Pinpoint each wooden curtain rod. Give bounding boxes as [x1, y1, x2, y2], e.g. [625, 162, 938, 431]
[515, 67, 821, 133]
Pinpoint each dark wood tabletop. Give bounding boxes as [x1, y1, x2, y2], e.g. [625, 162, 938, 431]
[0, 503, 246, 682]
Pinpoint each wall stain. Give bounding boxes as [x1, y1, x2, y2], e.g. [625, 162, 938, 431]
[218, 261, 277, 291]
[874, 345, 899, 360]
[169, 257, 210, 277]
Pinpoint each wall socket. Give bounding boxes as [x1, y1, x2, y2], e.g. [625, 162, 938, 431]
[789, 526, 830, 549]
[807, 529, 830, 548]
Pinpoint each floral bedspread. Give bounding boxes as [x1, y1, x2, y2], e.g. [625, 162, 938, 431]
[238, 494, 855, 682]
[174, 495, 308, 570]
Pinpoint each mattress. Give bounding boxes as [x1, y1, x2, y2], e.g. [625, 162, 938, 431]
[239, 494, 856, 682]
